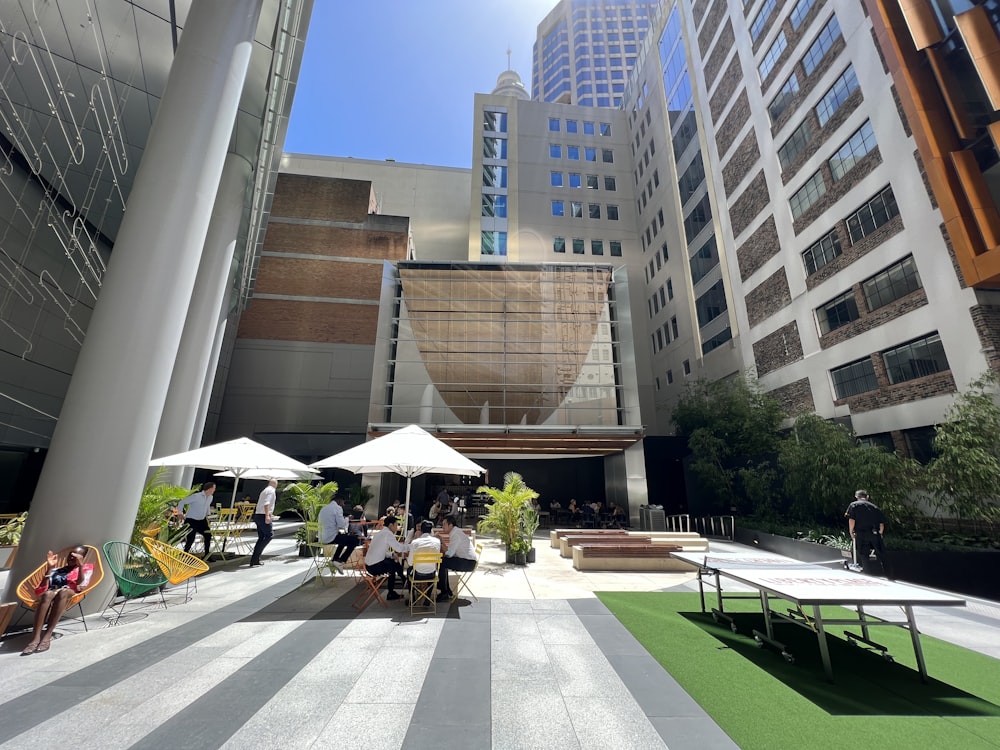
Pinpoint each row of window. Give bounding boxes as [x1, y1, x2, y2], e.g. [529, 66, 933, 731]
[577, 69, 627, 82]
[642, 208, 665, 249]
[551, 201, 621, 220]
[776, 66, 860, 172]
[651, 315, 680, 354]
[816, 255, 922, 335]
[764, 14, 843, 113]
[654, 358, 693, 391]
[547, 118, 612, 135]
[573, 43, 638, 57]
[549, 144, 615, 163]
[550, 172, 617, 190]
[831, 332, 949, 399]
[751, 0, 814, 42]
[552, 237, 623, 257]
[790, 120, 878, 220]
[648, 278, 674, 318]
[801, 185, 899, 275]
[645, 241, 669, 283]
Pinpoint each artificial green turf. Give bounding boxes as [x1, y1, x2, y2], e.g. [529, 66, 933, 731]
[597, 591, 1000, 750]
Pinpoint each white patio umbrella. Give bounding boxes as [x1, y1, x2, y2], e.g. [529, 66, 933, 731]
[310, 425, 485, 532]
[214, 468, 318, 482]
[150, 437, 315, 505]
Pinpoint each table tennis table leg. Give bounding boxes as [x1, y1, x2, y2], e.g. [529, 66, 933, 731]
[697, 569, 706, 613]
[857, 604, 870, 642]
[812, 605, 834, 682]
[905, 605, 928, 683]
[760, 591, 774, 640]
[714, 570, 723, 613]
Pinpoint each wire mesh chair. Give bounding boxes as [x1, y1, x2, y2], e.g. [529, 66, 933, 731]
[14, 545, 104, 632]
[142, 537, 209, 600]
[102, 541, 168, 625]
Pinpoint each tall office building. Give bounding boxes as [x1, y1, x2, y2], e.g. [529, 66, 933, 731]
[532, 0, 659, 107]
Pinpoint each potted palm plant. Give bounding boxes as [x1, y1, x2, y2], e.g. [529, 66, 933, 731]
[476, 472, 539, 565]
[282, 481, 338, 556]
[0, 512, 27, 568]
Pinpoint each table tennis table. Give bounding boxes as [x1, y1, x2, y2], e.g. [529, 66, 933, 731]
[672, 550, 965, 682]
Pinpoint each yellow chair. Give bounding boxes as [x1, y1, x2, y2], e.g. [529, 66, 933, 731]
[15, 545, 105, 632]
[450, 543, 484, 603]
[142, 537, 209, 600]
[210, 508, 243, 558]
[409, 551, 442, 616]
[302, 542, 337, 587]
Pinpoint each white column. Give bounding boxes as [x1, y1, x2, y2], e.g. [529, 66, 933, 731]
[4, 0, 264, 607]
[153, 152, 251, 487]
[180, 315, 229, 490]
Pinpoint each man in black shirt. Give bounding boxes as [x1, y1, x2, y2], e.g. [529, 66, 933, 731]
[845, 490, 890, 577]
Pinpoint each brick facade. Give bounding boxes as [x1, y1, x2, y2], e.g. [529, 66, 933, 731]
[263, 222, 408, 260]
[270, 174, 373, 223]
[780, 88, 863, 185]
[704, 21, 734, 90]
[767, 377, 815, 416]
[838, 368, 956, 413]
[805, 213, 904, 290]
[746, 268, 791, 328]
[698, 1, 728, 56]
[254, 258, 383, 300]
[971, 304, 1000, 374]
[737, 215, 780, 282]
[891, 85, 911, 137]
[771, 41, 846, 135]
[693, 0, 711, 27]
[710, 56, 743, 122]
[818, 286, 928, 349]
[716, 90, 751, 159]
[792, 149, 883, 236]
[730, 170, 769, 238]
[722, 129, 761, 195]
[940, 223, 967, 289]
[237, 299, 379, 345]
[753, 321, 803, 376]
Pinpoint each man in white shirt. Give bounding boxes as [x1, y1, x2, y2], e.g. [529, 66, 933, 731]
[408, 520, 441, 577]
[318, 496, 359, 572]
[250, 479, 278, 567]
[179, 482, 216, 559]
[438, 514, 477, 601]
[364, 516, 409, 600]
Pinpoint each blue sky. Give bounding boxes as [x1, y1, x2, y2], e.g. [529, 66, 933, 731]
[284, 0, 553, 169]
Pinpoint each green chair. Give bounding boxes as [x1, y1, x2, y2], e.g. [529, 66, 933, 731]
[102, 541, 169, 625]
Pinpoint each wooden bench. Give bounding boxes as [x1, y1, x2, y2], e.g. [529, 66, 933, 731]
[559, 534, 709, 557]
[550, 528, 627, 547]
[572, 543, 699, 571]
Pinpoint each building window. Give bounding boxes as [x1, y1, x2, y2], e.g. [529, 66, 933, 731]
[481, 231, 507, 256]
[483, 137, 508, 160]
[572, 238, 585, 254]
[610, 240, 622, 256]
[903, 426, 937, 463]
[666, 278, 674, 300]
[483, 165, 508, 188]
[830, 121, 877, 180]
[671, 316, 679, 339]
[589, 203, 601, 219]
[863, 256, 922, 311]
[566, 119, 578, 133]
[696, 280, 727, 327]
[750, 0, 777, 42]
[590, 239, 604, 255]
[653, 169, 660, 187]
[600, 122, 612, 136]
[684, 194, 713, 242]
[758, 31, 787, 81]
[831, 357, 878, 399]
[569, 172, 582, 188]
[550, 144, 562, 158]
[815, 66, 859, 127]
[702, 326, 733, 354]
[602, 149, 614, 163]
[659, 286, 666, 307]
[802, 229, 842, 275]
[789, 171, 826, 219]
[678, 152, 706, 201]
[552, 200, 565, 217]
[883, 333, 949, 384]
[802, 17, 842, 76]
[587, 174, 599, 189]
[769, 73, 800, 123]
[778, 120, 812, 172]
[816, 290, 860, 334]
[667, 369, 674, 384]
[846, 186, 899, 244]
[661, 242, 669, 261]
[657, 209, 664, 228]
[549, 117, 561, 132]
[655, 376, 661, 390]
[858, 432, 895, 452]
[568, 145, 581, 160]
[571, 201, 583, 218]
[683, 359, 691, 375]
[482, 194, 507, 217]
[584, 121, 596, 135]
[553, 237, 566, 253]
[604, 176, 617, 191]
[607, 204, 620, 220]
[483, 109, 508, 132]
[551, 171, 564, 187]
[789, 0, 817, 30]
[655, 250, 662, 271]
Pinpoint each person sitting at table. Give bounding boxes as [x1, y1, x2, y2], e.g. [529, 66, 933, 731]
[609, 502, 627, 529]
[407, 520, 441, 594]
[365, 515, 409, 600]
[437, 515, 477, 602]
[22, 545, 94, 655]
[568, 498, 581, 526]
[318, 495, 359, 573]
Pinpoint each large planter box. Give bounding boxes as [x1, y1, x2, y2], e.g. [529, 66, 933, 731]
[0, 545, 17, 570]
[737, 526, 1000, 600]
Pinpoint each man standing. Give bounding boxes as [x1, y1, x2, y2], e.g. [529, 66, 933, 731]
[318, 495, 359, 573]
[250, 478, 277, 567]
[845, 490, 890, 576]
[438, 514, 477, 602]
[179, 481, 215, 559]
[364, 515, 409, 600]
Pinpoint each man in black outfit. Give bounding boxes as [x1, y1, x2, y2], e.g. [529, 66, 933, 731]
[845, 490, 890, 577]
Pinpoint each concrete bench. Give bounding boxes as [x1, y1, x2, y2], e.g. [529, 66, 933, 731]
[572, 543, 698, 572]
[559, 534, 709, 557]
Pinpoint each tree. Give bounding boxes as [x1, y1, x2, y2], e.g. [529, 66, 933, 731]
[925, 372, 1000, 520]
[672, 374, 786, 515]
[779, 414, 920, 526]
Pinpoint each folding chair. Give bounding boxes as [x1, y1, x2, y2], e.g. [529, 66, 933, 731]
[352, 569, 389, 611]
[210, 508, 240, 558]
[302, 542, 337, 586]
[409, 551, 442, 616]
[451, 543, 484, 603]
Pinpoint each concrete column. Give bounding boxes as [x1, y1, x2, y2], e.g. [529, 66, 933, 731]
[153, 152, 252, 487]
[180, 315, 230, 490]
[4, 0, 264, 607]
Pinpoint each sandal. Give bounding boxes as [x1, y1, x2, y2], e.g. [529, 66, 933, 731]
[21, 642, 39, 656]
[36, 640, 51, 653]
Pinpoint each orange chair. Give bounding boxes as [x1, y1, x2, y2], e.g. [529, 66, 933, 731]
[352, 569, 389, 612]
[15, 545, 105, 632]
[142, 537, 209, 600]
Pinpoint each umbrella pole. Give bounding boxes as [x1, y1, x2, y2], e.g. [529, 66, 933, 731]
[402, 475, 413, 541]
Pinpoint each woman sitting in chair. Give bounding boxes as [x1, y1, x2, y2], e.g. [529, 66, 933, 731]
[22, 545, 93, 655]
